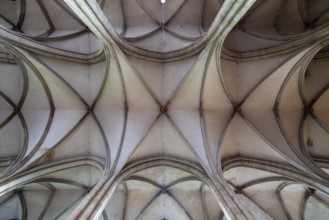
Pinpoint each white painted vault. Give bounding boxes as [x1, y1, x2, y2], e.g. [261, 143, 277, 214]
[1, 0, 329, 219]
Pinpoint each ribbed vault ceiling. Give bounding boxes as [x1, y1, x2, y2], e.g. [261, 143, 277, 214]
[1, 0, 329, 220]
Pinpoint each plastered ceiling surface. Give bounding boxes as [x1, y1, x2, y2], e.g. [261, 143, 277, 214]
[1, 0, 329, 219]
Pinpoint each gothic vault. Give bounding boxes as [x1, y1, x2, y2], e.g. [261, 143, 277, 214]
[1, 0, 329, 219]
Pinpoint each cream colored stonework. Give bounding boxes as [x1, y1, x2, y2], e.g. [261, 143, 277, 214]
[1, 0, 329, 219]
